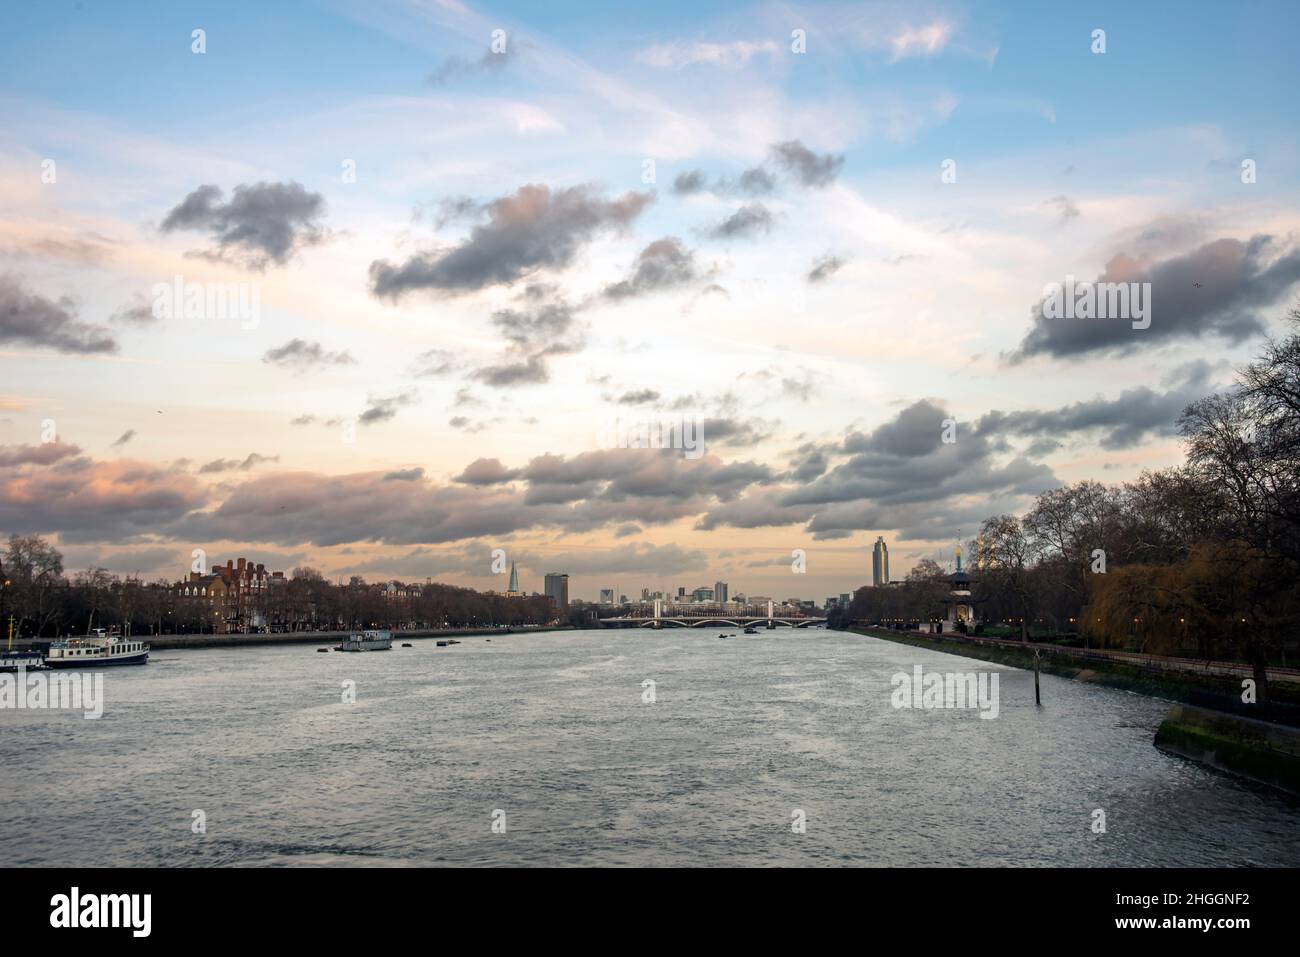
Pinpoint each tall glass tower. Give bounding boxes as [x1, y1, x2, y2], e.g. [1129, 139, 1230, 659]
[872, 536, 889, 586]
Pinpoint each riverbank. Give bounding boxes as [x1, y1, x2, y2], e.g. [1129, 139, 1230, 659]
[847, 626, 1300, 723]
[852, 625, 1300, 794]
[16, 625, 575, 651]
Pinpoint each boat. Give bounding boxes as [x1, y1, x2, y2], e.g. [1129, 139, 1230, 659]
[334, 630, 392, 652]
[436, 640, 448, 647]
[317, 648, 330, 653]
[743, 626, 758, 634]
[46, 628, 149, 668]
[0, 650, 45, 671]
[401, 642, 413, 648]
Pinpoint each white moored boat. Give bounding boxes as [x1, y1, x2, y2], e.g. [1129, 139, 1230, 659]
[334, 630, 392, 652]
[46, 628, 149, 668]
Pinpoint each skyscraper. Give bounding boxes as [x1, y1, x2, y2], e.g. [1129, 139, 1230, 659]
[872, 536, 890, 587]
[714, 581, 729, 603]
[507, 561, 520, 595]
[544, 572, 569, 609]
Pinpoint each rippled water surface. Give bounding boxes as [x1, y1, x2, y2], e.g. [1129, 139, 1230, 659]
[3, 628, 1298, 866]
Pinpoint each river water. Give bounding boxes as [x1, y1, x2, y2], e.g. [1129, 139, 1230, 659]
[2, 627, 1297, 866]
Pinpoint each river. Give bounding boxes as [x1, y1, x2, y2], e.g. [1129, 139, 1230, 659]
[2, 627, 1297, 866]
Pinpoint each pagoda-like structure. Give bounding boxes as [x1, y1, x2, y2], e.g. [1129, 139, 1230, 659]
[939, 543, 983, 633]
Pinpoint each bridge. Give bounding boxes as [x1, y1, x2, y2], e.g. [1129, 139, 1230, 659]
[600, 598, 827, 629]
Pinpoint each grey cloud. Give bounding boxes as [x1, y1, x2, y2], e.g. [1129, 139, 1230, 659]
[1011, 235, 1300, 361]
[408, 348, 460, 377]
[160, 181, 329, 270]
[673, 170, 708, 194]
[770, 140, 844, 187]
[262, 338, 356, 370]
[0, 441, 82, 467]
[428, 45, 514, 85]
[359, 390, 419, 425]
[974, 359, 1219, 450]
[807, 254, 845, 283]
[604, 238, 699, 299]
[111, 430, 136, 449]
[199, 453, 280, 474]
[383, 467, 426, 481]
[454, 458, 523, 485]
[0, 276, 117, 354]
[370, 184, 653, 298]
[472, 355, 549, 387]
[707, 202, 773, 239]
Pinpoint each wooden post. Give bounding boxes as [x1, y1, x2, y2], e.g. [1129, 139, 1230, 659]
[1033, 647, 1042, 706]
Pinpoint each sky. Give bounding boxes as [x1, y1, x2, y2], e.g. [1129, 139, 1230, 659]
[1, 0, 1298, 601]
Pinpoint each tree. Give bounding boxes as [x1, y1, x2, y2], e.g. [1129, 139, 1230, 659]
[3, 534, 66, 638]
[976, 515, 1039, 641]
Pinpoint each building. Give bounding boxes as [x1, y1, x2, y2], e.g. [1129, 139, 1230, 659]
[714, 581, 729, 603]
[938, 543, 984, 633]
[872, 536, 890, 587]
[544, 573, 570, 610]
[691, 586, 714, 603]
[599, 588, 614, 604]
[507, 561, 521, 597]
[179, 557, 285, 632]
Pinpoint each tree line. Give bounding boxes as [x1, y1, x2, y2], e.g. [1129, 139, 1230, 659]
[0, 552, 559, 638]
[833, 303, 1300, 704]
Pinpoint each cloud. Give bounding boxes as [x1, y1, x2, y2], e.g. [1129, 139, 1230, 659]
[198, 453, 280, 474]
[672, 166, 775, 198]
[0, 457, 206, 544]
[0, 275, 117, 354]
[407, 349, 460, 378]
[604, 238, 700, 298]
[975, 360, 1219, 450]
[454, 457, 523, 485]
[383, 467, 425, 482]
[637, 39, 779, 69]
[885, 21, 954, 61]
[672, 170, 708, 194]
[699, 399, 1057, 540]
[370, 184, 653, 298]
[707, 202, 773, 239]
[110, 295, 159, 326]
[262, 338, 356, 370]
[160, 181, 329, 269]
[472, 355, 549, 387]
[1010, 235, 1300, 361]
[807, 254, 846, 283]
[359, 390, 419, 425]
[769, 140, 845, 187]
[427, 45, 514, 85]
[0, 441, 82, 468]
[111, 430, 136, 449]
[1046, 195, 1080, 224]
[614, 389, 661, 406]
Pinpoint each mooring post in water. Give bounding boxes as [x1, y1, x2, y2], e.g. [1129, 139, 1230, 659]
[1033, 647, 1042, 706]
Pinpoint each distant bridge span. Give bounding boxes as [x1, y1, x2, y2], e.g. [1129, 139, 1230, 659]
[599, 598, 826, 629]
[603, 616, 826, 629]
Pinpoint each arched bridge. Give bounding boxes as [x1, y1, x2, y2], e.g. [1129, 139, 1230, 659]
[600, 599, 826, 629]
